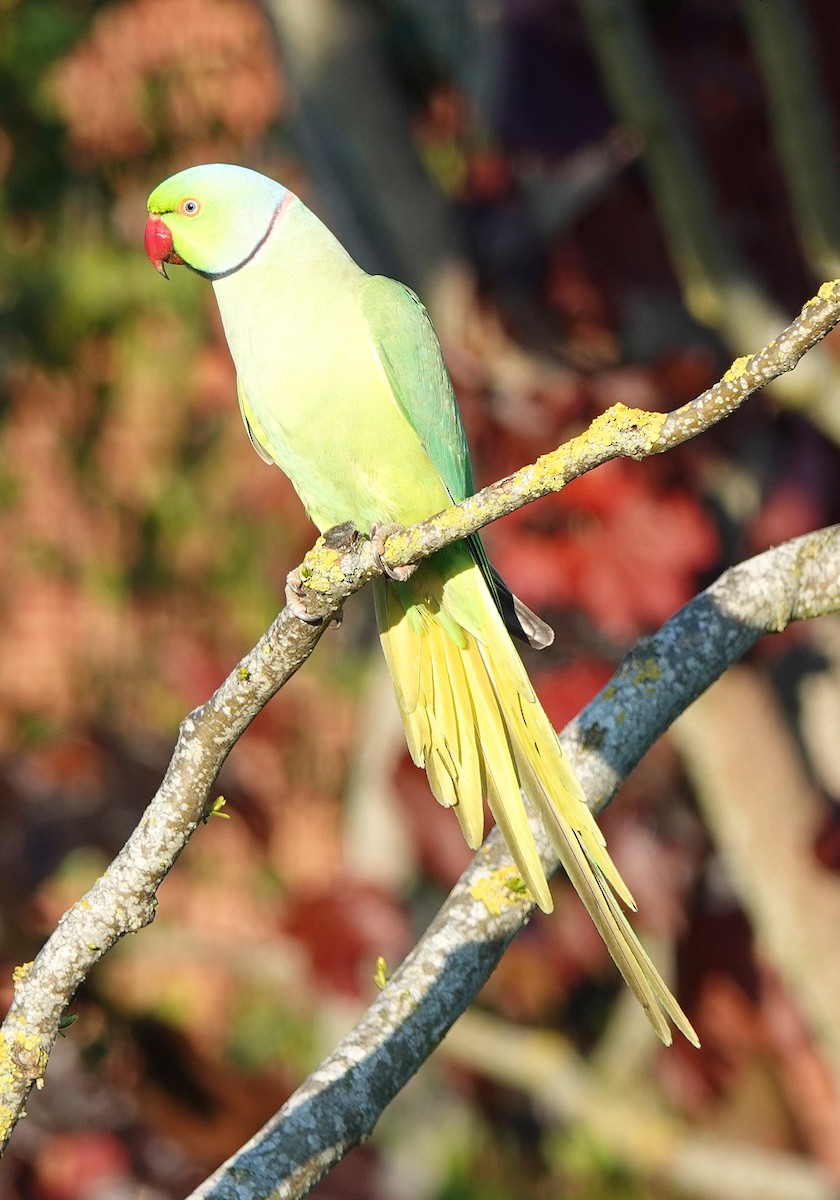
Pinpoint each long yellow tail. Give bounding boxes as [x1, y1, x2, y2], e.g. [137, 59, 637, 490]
[374, 561, 698, 1048]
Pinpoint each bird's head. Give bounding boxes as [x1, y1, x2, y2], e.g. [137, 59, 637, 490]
[145, 163, 287, 279]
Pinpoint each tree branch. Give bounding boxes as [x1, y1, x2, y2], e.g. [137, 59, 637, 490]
[380, 277, 840, 574]
[1, 279, 839, 1157]
[189, 523, 840, 1200]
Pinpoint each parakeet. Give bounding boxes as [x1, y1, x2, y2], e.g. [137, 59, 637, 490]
[145, 164, 698, 1047]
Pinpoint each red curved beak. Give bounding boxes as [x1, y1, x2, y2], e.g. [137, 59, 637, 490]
[144, 215, 183, 278]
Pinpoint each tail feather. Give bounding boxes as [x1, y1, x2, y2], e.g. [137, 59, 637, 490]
[459, 636, 552, 910]
[426, 746, 457, 811]
[432, 635, 485, 849]
[597, 870, 700, 1047]
[497, 679, 637, 912]
[376, 577, 426, 766]
[378, 575, 487, 845]
[374, 567, 698, 1047]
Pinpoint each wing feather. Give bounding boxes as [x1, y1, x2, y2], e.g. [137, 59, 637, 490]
[236, 376, 275, 465]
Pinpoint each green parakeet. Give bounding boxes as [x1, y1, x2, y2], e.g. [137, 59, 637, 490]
[145, 164, 697, 1047]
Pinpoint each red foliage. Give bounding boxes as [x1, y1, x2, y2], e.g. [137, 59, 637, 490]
[746, 480, 826, 554]
[282, 881, 412, 998]
[496, 459, 718, 641]
[50, 0, 282, 164]
[32, 1132, 131, 1200]
[536, 657, 613, 730]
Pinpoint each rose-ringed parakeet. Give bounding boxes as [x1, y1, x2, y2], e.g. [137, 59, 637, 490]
[145, 164, 697, 1047]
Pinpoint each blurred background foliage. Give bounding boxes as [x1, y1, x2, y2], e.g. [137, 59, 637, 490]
[1, 0, 840, 1197]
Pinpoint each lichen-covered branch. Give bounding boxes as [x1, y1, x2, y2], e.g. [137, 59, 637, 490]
[1, 281, 839, 1156]
[381, 279, 840, 574]
[0, 603, 333, 1149]
[190, 524, 840, 1200]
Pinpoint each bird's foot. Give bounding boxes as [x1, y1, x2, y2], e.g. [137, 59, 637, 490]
[284, 567, 326, 625]
[370, 522, 417, 582]
[319, 523, 356, 626]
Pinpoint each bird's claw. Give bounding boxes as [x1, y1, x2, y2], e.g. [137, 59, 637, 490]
[370, 522, 417, 583]
[284, 567, 324, 625]
[286, 527, 352, 627]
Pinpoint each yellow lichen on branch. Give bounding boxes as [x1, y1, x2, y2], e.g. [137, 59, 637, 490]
[470, 867, 535, 915]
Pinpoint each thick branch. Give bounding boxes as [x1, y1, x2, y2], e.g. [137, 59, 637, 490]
[189, 524, 840, 1200]
[1, 281, 839, 1154]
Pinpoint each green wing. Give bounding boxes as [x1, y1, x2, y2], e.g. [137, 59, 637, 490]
[359, 275, 474, 505]
[236, 375, 275, 465]
[359, 275, 553, 650]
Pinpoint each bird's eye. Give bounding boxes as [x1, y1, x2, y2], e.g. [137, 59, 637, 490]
[179, 198, 201, 216]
